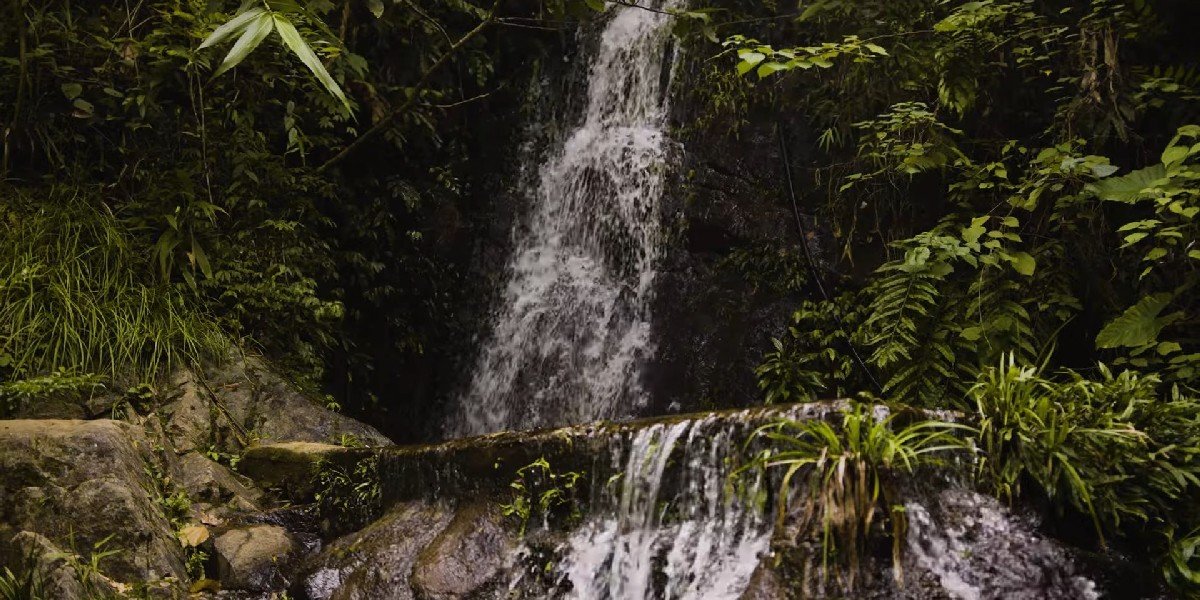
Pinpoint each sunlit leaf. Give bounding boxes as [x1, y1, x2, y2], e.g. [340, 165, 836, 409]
[212, 12, 275, 78]
[272, 14, 350, 110]
[199, 6, 266, 50]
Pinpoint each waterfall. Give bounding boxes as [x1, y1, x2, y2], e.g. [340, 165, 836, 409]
[555, 418, 770, 599]
[448, 0, 680, 437]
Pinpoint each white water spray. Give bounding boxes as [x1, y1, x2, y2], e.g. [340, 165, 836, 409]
[449, 1, 680, 436]
[558, 418, 770, 600]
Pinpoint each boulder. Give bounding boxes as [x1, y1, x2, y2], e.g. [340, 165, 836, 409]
[0, 420, 187, 590]
[212, 524, 297, 592]
[162, 356, 390, 456]
[178, 451, 262, 511]
[411, 503, 516, 600]
[296, 501, 453, 600]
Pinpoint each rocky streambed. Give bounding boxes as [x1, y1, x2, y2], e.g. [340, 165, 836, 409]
[0, 381, 1122, 599]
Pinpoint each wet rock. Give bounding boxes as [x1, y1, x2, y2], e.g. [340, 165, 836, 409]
[296, 501, 453, 600]
[411, 503, 516, 600]
[0, 531, 122, 600]
[178, 451, 263, 511]
[0, 420, 187, 590]
[902, 488, 1101, 600]
[738, 559, 785, 600]
[650, 111, 804, 417]
[213, 524, 297, 592]
[162, 356, 390, 457]
[239, 442, 347, 501]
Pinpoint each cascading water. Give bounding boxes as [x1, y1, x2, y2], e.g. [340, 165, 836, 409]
[448, 0, 680, 437]
[542, 417, 770, 599]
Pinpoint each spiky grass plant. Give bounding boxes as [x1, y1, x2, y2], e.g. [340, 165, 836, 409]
[969, 354, 1200, 545]
[745, 403, 966, 590]
[0, 545, 46, 600]
[0, 193, 226, 393]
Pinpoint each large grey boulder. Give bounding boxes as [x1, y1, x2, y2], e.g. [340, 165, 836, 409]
[411, 503, 515, 600]
[212, 524, 297, 592]
[0, 420, 187, 590]
[162, 355, 390, 455]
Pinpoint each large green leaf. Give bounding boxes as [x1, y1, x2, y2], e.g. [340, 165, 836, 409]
[1095, 293, 1180, 348]
[212, 12, 275, 77]
[1088, 164, 1167, 203]
[199, 6, 266, 50]
[272, 14, 350, 110]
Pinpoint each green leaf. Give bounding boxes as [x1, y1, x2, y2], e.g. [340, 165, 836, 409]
[962, 216, 988, 245]
[1088, 164, 1167, 203]
[71, 98, 95, 117]
[1162, 145, 1189, 166]
[272, 14, 350, 110]
[1095, 293, 1179, 348]
[212, 12, 275, 78]
[368, 0, 384, 18]
[738, 51, 766, 66]
[756, 62, 787, 78]
[199, 7, 266, 50]
[61, 83, 83, 99]
[1008, 251, 1036, 276]
[864, 43, 888, 55]
[584, 0, 605, 11]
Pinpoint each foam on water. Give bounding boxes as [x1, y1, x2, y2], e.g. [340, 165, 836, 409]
[557, 418, 770, 600]
[447, 0, 680, 437]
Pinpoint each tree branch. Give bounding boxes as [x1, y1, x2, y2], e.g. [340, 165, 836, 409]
[317, 0, 503, 173]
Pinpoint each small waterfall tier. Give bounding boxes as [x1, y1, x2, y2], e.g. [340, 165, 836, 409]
[295, 403, 1102, 600]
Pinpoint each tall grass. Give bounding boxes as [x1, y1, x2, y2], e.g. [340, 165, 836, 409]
[0, 191, 226, 386]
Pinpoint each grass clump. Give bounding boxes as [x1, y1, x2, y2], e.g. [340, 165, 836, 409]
[0, 192, 226, 391]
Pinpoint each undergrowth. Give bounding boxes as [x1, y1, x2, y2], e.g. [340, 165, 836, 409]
[0, 194, 226, 387]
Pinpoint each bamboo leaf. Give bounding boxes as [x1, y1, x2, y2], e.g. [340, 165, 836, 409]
[272, 14, 351, 110]
[213, 12, 275, 78]
[199, 6, 266, 50]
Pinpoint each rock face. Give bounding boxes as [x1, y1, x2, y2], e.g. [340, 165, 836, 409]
[239, 442, 348, 501]
[901, 488, 1100, 600]
[0, 420, 187, 589]
[648, 67, 810, 416]
[297, 502, 456, 600]
[0, 531, 121, 600]
[411, 503, 515, 600]
[178, 450, 263, 511]
[213, 524, 298, 591]
[162, 355, 391, 456]
[738, 561, 786, 600]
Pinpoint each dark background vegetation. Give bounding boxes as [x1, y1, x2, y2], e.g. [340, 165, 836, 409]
[3, 0, 1200, 592]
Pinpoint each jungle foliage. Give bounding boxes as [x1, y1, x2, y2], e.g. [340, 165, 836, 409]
[0, 0, 594, 430]
[715, 0, 1200, 592]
